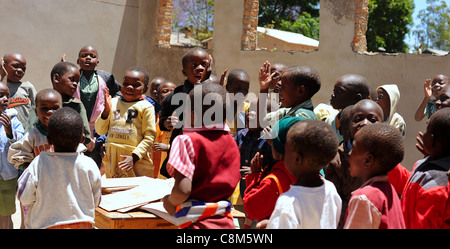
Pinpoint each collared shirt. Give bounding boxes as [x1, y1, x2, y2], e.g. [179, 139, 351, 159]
[79, 72, 99, 120]
[265, 99, 316, 126]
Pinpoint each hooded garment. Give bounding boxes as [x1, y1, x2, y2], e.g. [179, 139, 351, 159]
[377, 84, 406, 137]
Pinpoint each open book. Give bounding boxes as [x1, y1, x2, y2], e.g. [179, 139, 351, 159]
[99, 177, 174, 212]
[139, 202, 182, 226]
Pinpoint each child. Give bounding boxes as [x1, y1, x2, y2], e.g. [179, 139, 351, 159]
[434, 83, 450, 111]
[243, 116, 303, 228]
[344, 123, 405, 229]
[162, 82, 241, 229]
[414, 74, 448, 122]
[0, 81, 24, 229]
[74, 45, 121, 136]
[402, 108, 450, 229]
[145, 77, 166, 118]
[326, 99, 384, 228]
[376, 84, 406, 136]
[159, 47, 211, 178]
[225, 68, 251, 136]
[259, 63, 319, 128]
[315, 74, 371, 142]
[151, 81, 176, 178]
[267, 119, 341, 229]
[95, 66, 156, 178]
[8, 89, 62, 172]
[2, 53, 37, 127]
[17, 107, 101, 229]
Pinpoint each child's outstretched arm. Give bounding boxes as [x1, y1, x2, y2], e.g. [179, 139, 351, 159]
[414, 79, 432, 121]
[163, 169, 192, 215]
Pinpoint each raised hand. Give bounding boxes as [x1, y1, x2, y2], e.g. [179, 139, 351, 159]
[259, 61, 276, 93]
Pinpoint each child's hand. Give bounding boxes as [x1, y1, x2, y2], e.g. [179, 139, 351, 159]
[0, 112, 13, 138]
[118, 154, 139, 172]
[1, 58, 7, 83]
[256, 219, 269, 229]
[102, 87, 112, 119]
[152, 143, 169, 152]
[259, 61, 276, 93]
[415, 131, 429, 157]
[164, 111, 179, 130]
[60, 54, 66, 62]
[219, 68, 228, 87]
[424, 79, 432, 99]
[250, 152, 267, 174]
[162, 195, 177, 216]
[86, 139, 95, 152]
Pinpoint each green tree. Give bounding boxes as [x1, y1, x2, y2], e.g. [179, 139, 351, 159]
[258, 0, 320, 39]
[366, 0, 414, 53]
[413, 0, 450, 51]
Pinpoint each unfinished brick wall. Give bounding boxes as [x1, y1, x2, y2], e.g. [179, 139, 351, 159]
[156, 0, 173, 48]
[241, 0, 259, 50]
[352, 0, 368, 53]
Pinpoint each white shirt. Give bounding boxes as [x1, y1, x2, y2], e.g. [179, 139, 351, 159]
[17, 151, 102, 229]
[267, 178, 342, 229]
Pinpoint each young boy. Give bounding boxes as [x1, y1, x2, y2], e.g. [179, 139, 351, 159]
[414, 74, 448, 121]
[159, 47, 211, 178]
[402, 108, 450, 229]
[259, 64, 319, 128]
[344, 123, 405, 229]
[8, 89, 62, 171]
[0, 81, 24, 229]
[326, 99, 384, 228]
[17, 107, 101, 229]
[162, 82, 241, 229]
[434, 83, 450, 111]
[2, 53, 37, 127]
[151, 81, 176, 178]
[95, 66, 156, 178]
[376, 84, 406, 136]
[74, 45, 121, 136]
[267, 119, 342, 229]
[315, 74, 371, 142]
[145, 77, 166, 118]
[225, 68, 251, 136]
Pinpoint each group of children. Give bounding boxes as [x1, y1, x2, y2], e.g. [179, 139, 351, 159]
[0, 45, 448, 230]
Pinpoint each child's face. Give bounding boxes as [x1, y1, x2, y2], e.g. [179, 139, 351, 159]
[77, 46, 99, 71]
[54, 67, 80, 97]
[0, 84, 10, 112]
[348, 132, 369, 178]
[435, 85, 450, 111]
[431, 75, 448, 98]
[149, 78, 164, 100]
[4, 54, 26, 83]
[330, 78, 356, 110]
[375, 88, 390, 121]
[350, 102, 383, 138]
[182, 51, 209, 85]
[270, 64, 284, 91]
[279, 75, 302, 108]
[158, 83, 176, 103]
[35, 93, 62, 130]
[121, 70, 148, 102]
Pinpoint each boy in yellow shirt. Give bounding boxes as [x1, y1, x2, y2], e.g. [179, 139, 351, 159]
[95, 67, 156, 178]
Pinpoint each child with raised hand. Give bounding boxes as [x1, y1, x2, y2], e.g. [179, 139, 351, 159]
[414, 74, 448, 122]
[1, 53, 37, 127]
[267, 119, 341, 229]
[344, 123, 405, 229]
[95, 66, 156, 178]
[402, 108, 450, 229]
[0, 81, 24, 229]
[17, 107, 101, 229]
[162, 82, 241, 229]
[73, 45, 121, 136]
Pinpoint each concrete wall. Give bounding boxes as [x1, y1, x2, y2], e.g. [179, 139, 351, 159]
[1, 0, 449, 168]
[0, 0, 139, 90]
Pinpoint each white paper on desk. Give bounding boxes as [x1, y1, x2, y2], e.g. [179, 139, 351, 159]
[99, 178, 174, 212]
[101, 176, 153, 189]
[140, 202, 182, 226]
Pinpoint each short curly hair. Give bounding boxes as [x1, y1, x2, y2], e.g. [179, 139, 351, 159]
[47, 107, 84, 152]
[287, 119, 339, 170]
[356, 123, 404, 174]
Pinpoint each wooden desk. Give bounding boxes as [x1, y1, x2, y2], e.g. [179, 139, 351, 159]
[94, 207, 246, 229]
[95, 207, 178, 229]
